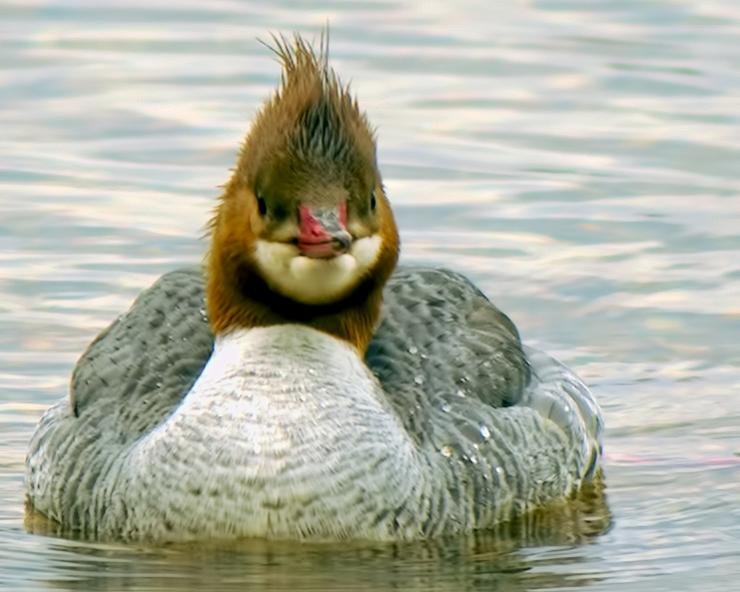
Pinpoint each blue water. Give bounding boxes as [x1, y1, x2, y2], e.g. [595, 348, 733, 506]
[1, 1, 739, 591]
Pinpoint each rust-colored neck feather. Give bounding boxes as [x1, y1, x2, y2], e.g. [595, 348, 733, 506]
[206, 192, 398, 352]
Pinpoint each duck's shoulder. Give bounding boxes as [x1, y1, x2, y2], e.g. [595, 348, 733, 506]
[383, 266, 522, 344]
[70, 267, 212, 435]
[368, 266, 530, 414]
[70, 265, 528, 429]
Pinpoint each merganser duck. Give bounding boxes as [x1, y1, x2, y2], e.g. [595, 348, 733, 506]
[25, 35, 604, 542]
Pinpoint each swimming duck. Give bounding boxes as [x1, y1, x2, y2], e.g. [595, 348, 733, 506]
[25, 35, 603, 542]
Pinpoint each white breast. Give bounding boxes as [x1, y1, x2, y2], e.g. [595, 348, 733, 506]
[109, 326, 423, 540]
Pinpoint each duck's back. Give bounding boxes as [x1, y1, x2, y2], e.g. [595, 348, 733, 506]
[26, 266, 603, 540]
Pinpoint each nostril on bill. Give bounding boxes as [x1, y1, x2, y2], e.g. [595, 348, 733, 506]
[332, 231, 352, 252]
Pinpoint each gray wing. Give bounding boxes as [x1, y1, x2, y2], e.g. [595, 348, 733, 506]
[70, 268, 213, 439]
[71, 266, 529, 442]
[366, 267, 531, 442]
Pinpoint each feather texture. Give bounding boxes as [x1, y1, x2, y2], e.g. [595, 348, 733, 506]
[26, 267, 603, 541]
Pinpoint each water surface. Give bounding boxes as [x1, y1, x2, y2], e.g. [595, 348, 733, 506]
[1, 1, 739, 591]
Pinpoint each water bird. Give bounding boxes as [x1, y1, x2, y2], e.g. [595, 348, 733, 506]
[25, 34, 604, 542]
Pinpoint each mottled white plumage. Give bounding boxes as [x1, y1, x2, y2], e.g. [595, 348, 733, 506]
[25, 267, 603, 542]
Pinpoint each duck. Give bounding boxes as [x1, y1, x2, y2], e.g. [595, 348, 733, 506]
[25, 34, 604, 542]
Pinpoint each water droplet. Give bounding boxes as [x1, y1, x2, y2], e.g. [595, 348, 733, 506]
[440, 445, 453, 458]
[307, 368, 316, 376]
[414, 375, 424, 385]
[479, 424, 491, 440]
[408, 346, 419, 355]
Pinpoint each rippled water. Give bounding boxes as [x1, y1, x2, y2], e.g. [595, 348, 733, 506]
[1, 1, 739, 591]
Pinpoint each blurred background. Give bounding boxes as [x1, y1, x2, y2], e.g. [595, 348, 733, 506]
[1, 1, 739, 591]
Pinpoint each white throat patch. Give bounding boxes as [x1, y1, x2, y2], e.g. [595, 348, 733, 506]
[253, 235, 382, 304]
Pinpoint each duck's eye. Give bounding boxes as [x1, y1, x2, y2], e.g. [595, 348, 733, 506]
[256, 192, 267, 217]
[370, 191, 377, 211]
